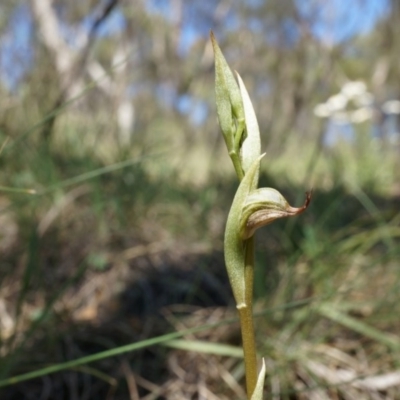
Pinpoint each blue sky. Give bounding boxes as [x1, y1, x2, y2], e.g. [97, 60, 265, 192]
[0, 0, 390, 91]
[0, 4, 33, 91]
[297, 0, 389, 44]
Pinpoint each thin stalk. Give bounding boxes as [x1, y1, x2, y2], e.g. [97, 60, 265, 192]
[244, 237, 255, 306]
[229, 118, 246, 181]
[234, 118, 245, 154]
[238, 237, 258, 398]
[229, 150, 245, 181]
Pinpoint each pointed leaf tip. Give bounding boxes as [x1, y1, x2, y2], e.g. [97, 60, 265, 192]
[210, 32, 244, 125]
[250, 359, 266, 400]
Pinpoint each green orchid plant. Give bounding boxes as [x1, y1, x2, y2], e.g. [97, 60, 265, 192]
[211, 32, 311, 400]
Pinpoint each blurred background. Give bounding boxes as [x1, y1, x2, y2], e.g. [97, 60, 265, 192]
[1, 0, 400, 399]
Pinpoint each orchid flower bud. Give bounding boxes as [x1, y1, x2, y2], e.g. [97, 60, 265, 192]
[225, 155, 264, 307]
[210, 32, 245, 124]
[225, 154, 311, 307]
[210, 32, 245, 154]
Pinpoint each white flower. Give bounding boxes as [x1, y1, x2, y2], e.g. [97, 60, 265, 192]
[326, 93, 347, 112]
[382, 100, 400, 115]
[350, 107, 373, 123]
[341, 81, 367, 99]
[354, 92, 374, 107]
[313, 103, 331, 118]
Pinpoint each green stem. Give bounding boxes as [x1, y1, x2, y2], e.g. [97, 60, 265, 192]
[229, 151, 244, 181]
[229, 118, 246, 181]
[244, 237, 255, 307]
[238, 237, 258, 398]
[234, 118, 245, 154]
[230, 118, 257, 397]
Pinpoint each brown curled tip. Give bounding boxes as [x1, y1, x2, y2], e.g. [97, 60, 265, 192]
[292, 189, 312, 215]
[304, 189, 313, 208]
[281, 189, 312, 217]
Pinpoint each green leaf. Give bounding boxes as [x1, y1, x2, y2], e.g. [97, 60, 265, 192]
[210, 31, 245, 151]
[224, 154, 264, 307]
[250, 359, 266, 400]
[236, 73, 261, 174]
[318, 303, 400, 350]
[163, 339, 243, 358]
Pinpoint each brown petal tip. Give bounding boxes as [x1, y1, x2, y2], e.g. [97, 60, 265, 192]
[304, 189, 312, 208]
[287, 189, 312, 215]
